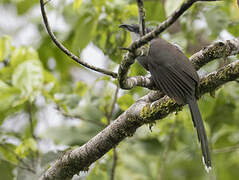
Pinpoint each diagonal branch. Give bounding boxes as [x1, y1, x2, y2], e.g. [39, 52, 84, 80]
[39, 0, 118, 78]
[41, 59, 239, 180]
[131, 0, 221, 50]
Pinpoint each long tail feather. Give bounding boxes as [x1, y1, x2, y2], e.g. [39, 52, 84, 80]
[188, 97, 211, 171]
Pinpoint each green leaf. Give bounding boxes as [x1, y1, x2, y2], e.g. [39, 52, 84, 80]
[0, 35, 12, 62]
[0, 81, 21, 112]
[74, 81, 87, 97]
[15, 138, 37, 158]
[117, 94, 135, 111]
[100, 116, 108, 125]
[72, 3, 98, 52]
[10, 47, 39, 67]
[12, 60, 44, 98]
[0, 143, 18, 164]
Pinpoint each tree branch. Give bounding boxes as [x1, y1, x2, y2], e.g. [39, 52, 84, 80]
[190, 39, 239, 70]
[137, 0, 146, 36]
[107, 85, 119, 180]
[110, 147, 118, 180]
[39, 0, 118, 78]
[118, 37, 239, 90]
[131, 0, 220, 50]
[41, 58, 239, 179]
[118, 0, 221, 89]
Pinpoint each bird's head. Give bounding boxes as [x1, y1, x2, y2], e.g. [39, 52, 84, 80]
[119, 24, 151, 41]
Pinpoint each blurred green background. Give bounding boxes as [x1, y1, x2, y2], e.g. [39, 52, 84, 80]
[0, 0, 239, 179]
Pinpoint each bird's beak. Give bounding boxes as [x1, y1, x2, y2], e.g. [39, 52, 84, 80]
[119, 24, 134, 32]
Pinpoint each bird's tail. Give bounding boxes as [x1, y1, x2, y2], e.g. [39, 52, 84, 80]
[188, 97, 211, 172]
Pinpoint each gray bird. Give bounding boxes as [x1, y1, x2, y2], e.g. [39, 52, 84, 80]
[120, 24, 211, 171]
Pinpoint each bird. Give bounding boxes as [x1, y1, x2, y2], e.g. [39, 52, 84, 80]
[119, 24, 211, 171]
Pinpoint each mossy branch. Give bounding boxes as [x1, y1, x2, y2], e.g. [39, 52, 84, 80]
[41, 59, 239, 180]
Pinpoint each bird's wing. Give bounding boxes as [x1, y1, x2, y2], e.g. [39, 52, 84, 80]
[148, 62, 196, 104]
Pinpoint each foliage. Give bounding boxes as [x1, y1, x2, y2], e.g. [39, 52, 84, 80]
[0, 0, 239, 179]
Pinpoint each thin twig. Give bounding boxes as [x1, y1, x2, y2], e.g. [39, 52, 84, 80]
[108, 84, 119, 121]
[213, 145, 239, 154]
[110, 147, 118, 180]
[28, 102, 41, 172]
[43, 0, 51, 5]
[137, 0, 146, 36]
[28, 102, 35, 169]
[39, 0, 117, 78]
[63, 112, 106, 127]
[107, 84, 119, 180]
[56, 104, 105, 126]
[28, 102, 36, 139]
[118, 47, 133, 52]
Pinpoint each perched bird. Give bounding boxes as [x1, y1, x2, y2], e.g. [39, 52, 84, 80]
[119, 24, 211, 171]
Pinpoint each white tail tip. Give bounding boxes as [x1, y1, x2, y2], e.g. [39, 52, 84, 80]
[202, 156, 212, 173]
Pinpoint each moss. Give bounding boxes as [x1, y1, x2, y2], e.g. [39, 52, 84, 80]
[116, 125, 135, 137]
[198, 61, 239, 97]
[127, 117, 138, 123]
[116, 128, 128, 138]
[140, 104, 151, 119]
[202, 42, 228, 61]
[140, 98, 177, 119]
